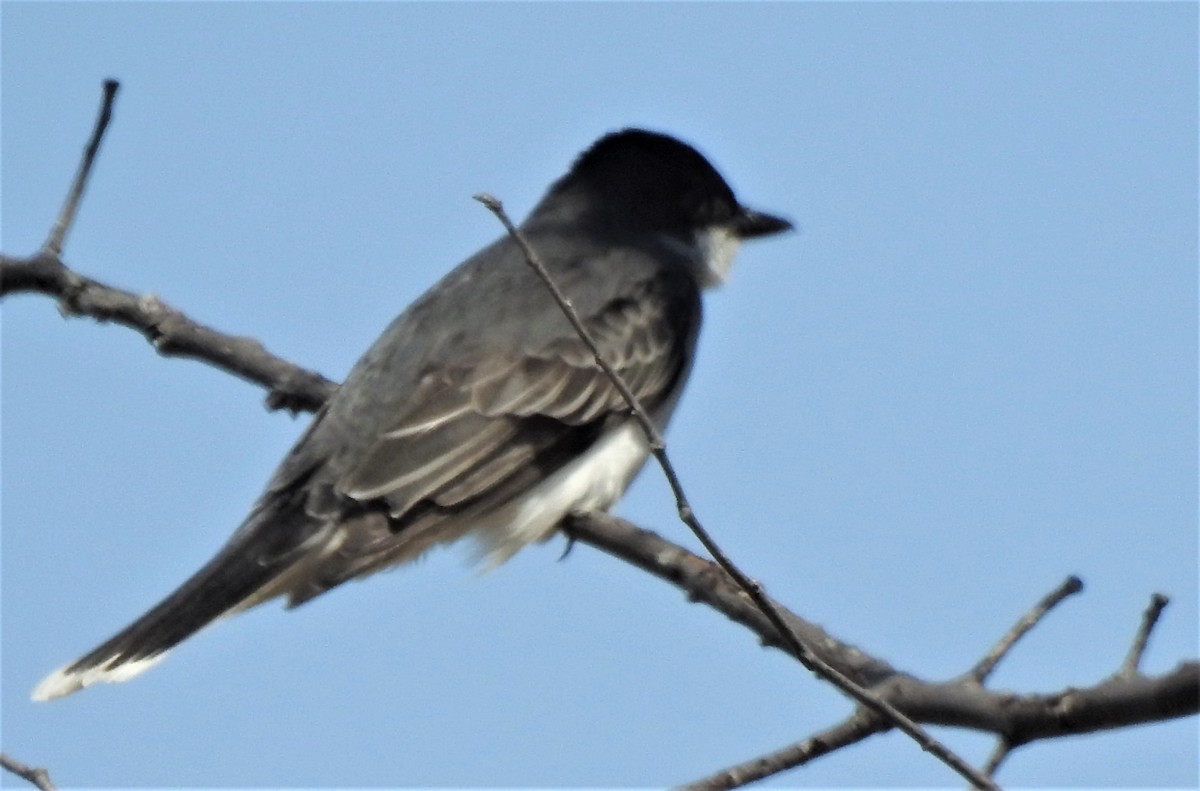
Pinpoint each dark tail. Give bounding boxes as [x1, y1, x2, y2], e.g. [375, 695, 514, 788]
[33, 502, 318, 701]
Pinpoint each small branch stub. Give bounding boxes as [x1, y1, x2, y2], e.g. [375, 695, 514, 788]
[1120, 593, 1170, 678]
[43, 79, 120, 258]
[971, 575, 1084, 683]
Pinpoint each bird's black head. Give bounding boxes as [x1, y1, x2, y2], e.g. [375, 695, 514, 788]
[542, 129, 792, 240]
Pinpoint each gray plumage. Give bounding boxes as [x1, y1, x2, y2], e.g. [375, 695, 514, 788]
[33, 129, 791, 700]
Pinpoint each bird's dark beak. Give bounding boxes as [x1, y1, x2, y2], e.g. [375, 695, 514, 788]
[731, 207, 794, 240]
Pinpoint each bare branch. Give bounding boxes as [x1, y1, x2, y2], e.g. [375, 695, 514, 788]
[568, 513, 895, 685]
[683, 664, 1200, 789]
[991, 661, 1199, 742]
[970, 575, 1084, 683]
[2, 79, 335, 413]
[480, 195, 998, 791]
[1, 252, 336, 413]
[0, 753, 58, 791]
[1119, 593, 1170, 678]
[981, 738, 1012, 779]
[573, 515, 1198, 785]
[43, 79, 119, 258]
[679, 711, 886, 790]
[603, 506, 1194, 741]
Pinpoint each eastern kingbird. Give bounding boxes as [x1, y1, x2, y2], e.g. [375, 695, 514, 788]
[33, 128, 792, 701]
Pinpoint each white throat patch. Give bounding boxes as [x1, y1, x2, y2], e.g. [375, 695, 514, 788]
[660, 227, 741, 289]
[695, 226, 740, 287]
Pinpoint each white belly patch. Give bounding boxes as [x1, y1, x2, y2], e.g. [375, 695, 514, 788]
[475, 420, 650, 567]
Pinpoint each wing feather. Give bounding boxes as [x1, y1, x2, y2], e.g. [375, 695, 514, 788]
[341, 413, 517, 508]
[346, 281, 687, 509]
[299, 271, 700, 598]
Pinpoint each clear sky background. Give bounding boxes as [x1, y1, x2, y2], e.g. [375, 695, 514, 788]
[2, 3, 1196, 788]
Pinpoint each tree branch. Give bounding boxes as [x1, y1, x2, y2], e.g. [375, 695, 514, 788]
[694, 665, 1199, 787]
[1, 77, 335, 414]
[1119, 593, 1171, 678]
[573, 515, 1198, 750]
[42, 79, 118, 258]
[0, 753, 57, 791]
[679, 710, 887, 790]
[969, 575, 1084, 684]
[2, 252, 336, 413]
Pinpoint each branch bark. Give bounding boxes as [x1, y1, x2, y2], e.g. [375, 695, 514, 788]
[1, 251, 336, 413]
[0, 753, 57, 791]
[571, 515, 1198, 745]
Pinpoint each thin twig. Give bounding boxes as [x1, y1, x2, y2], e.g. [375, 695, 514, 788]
[476, 194, 1000, 791]
[0, 753, 58, 791]
[679, 710, 887, 790]
[3, 80, 332, 412]
[472, 194, 667, 451]
[981, 738, 1012, 780]
[43, 79, 119, 257]
[970, 576, 1084, 683]
[1119, 593, 1170, 678]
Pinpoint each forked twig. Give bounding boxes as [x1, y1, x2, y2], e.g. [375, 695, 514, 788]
[971, 577, 1089, 782]
[0, 83, 335, 414]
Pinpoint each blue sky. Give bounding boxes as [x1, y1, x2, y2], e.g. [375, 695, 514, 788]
[2, 3, 1196, 787]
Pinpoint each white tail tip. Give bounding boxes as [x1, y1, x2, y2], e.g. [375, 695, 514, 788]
[32, 652, 169, 701]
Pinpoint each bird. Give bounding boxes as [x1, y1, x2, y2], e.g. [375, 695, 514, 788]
[32, 128, 792, 701]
